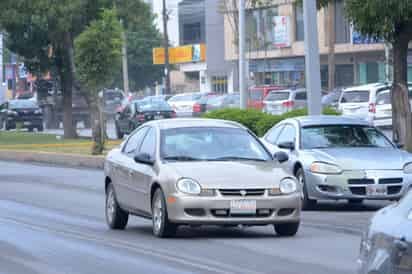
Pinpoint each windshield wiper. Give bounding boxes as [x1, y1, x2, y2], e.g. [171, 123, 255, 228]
[163, 156, 203, 162]
[211, 156, 267, 162]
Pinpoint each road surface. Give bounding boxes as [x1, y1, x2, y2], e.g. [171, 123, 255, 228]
[0, 161, 388, 274]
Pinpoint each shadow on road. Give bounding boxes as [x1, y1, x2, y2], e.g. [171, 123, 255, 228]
[305, 200, 391, 212]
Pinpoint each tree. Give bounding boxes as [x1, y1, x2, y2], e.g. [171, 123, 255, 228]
[345, 0, 412, 151]
[75, 9, 122, 154]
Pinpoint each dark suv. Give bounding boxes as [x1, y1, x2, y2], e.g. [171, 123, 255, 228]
[0, 100, 44, 131]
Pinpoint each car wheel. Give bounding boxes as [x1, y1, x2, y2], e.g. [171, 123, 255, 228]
[274, 222, 300, 237]
[152, 188, 177, 238]
[296, 168, 317, 210]
[105, 183, 129, 230]
[348, 199, 363, 205]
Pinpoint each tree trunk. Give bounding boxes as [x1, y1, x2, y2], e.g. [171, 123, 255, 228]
[327, 1, 336, 91]
[391, 35, 412, 151]
[90, 97, 105, 155]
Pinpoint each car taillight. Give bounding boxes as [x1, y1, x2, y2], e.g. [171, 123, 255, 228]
[136, 114, 145, 122]
[369, 103, 376, 113]
[193, 103, 201, 113]
[282, 101, 294, 108]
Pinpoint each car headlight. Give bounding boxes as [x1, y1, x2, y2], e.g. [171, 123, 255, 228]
[403, 162, 412, 174]
[310, 162, 342, 175]
[176, 178, 201, 195]
[279, 178, 297, 194]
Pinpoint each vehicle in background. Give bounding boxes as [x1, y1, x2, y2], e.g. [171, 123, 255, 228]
[322, 88, 343, 110]
[104, 118, 300, 238]
[357, 189, 412, 274]
[102, 89, 125, 118]
[145, 95, 173, 102]
[168, 93, 203, 117]
[338, 83, 389, 121]
[0, 99, 43, 131]
[115, 99, 176, 139]
[261, 116, 412, 209]
[249, 86, 284, 110]
[263, 89, 307, 115]
[206, 93, 240, 112]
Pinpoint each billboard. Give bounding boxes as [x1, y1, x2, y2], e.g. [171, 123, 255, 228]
[273, 16, 291, 48]
[153, 44, 206, 65]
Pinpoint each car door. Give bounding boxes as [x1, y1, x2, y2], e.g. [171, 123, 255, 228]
[294, 91, 307, 110]
[126, 127, 157, 213]
[114, 127, 149, 210]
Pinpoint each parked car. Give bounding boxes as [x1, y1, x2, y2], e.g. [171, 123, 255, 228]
[338, 83, 389, 121]
[115, 100, 176, 139]
[206, 93, 240, 112]
[0, 99, 43, 131]
[357, 189, 412, 274]
[322, 88, 343, 110]
[145, 95, 173, 102]
[260, 115, 412, 209]
[249, 86, 284, 110]
[104, 119, 301, 238]
[168, 93, 203, 117]
[263, 89, 307, 115]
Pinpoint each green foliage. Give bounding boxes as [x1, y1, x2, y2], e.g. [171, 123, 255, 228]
[204, 108, 339, 136]
[74, 9, 122, 93]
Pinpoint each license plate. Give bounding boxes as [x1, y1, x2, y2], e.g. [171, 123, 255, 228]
[366, 185, 387, 196]
[23, 121, 32, 126]
[230, 200, 256, 215]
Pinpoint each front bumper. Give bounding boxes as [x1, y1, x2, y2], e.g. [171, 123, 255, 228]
[305, 169, 412, 200]
[167, 192, 301, 225]
[7, 117, 43, 128]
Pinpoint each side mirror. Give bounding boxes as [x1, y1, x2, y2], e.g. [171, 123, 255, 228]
[274, 151, 289, 163]
[278, 141, 295, 150]
[134, 153, 155, 166]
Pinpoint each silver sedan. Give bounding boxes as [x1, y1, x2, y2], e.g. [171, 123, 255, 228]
[261, 115, 412, 209]
[104, 118, 301, 237]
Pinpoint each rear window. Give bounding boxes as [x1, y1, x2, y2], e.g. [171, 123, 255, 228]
[265, 92, 290, 101]
[169, 94, 201, 102]
[341, 90, 370, 103]
[250, 89, 263, 101]
[376, 91, 391, 105]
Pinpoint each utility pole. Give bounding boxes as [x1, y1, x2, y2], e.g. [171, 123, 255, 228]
[120, 19, 130, 95]
[162, 0, 171, 95]
[303, 0, 322, 115]
[239, 0, 247, 109]
[327, 1, 336, 92]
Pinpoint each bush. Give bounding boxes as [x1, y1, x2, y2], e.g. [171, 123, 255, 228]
[204, 108, 339, 137]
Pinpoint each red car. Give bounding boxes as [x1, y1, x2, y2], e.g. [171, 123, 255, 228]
[248, 86, 284, 110]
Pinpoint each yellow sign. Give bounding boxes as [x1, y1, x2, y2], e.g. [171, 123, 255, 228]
[153, 44, 206, 64]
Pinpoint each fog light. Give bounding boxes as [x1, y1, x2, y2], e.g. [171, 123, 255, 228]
[214, 209, 228, 216]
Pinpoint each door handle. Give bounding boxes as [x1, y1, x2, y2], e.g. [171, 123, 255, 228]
[394, 237, 408, 252]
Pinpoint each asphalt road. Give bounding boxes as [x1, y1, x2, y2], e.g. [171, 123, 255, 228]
[0, 161, 390, 274]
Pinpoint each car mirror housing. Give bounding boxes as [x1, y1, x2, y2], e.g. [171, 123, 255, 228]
[274, 151, 289, 163]
[278, 141, 295, 151]
[134, 153, 155, 166]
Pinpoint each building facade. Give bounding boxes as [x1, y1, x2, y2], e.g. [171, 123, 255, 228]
[223, 0, 393, 90]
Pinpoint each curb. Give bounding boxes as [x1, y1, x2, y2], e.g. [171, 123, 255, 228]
[0, 150, 105, 169]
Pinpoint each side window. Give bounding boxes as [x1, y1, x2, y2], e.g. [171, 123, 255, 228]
[123, 127, 148, 156]
[276, 124, 297, 145]
[295, 92, 307, 100]
[265, 125, 284, 144]
[140, 128, 156, 158]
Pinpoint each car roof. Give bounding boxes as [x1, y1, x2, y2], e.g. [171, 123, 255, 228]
[283, 115, 370, 127]
[343, 83, 388, 92]
[145, 118, 247, 130]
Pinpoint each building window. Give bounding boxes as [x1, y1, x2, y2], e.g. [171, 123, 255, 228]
[246, 7, 279, 51]
[183, 22, 201, 44]
[334, 0, 351, 44]
[212, 76, 228, 94]
[295, 5, 304, 41]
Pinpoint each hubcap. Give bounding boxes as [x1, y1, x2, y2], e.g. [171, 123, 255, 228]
[107, 189, 115, 224]
[153, 196, 163, 233]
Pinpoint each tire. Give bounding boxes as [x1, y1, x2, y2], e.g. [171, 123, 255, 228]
[296, 168, 317, 210]
[348, 199, 363, 205]
[28, 127, 34, 132]
[37, 125, 44, 132]
[152, 188, 177, 238]
[274, 222, 300, 237]
[4, 121, 11, 131]
[105, 183, 129, 230]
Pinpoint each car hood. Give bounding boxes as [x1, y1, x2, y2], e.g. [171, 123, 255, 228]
[166, 161, 291, 188]
[309, 147, 412, 170]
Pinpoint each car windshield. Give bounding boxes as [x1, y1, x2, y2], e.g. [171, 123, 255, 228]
[9, 100, 38, 109]
[136, 101, 172, 112]
[169, 94, 201, 102]
[301, 125, 393, 149]
[341, 90, 370, 103]
[265, 92, 290, 101]
[376, 91, 391, 105]
[161, 127, 272, 162]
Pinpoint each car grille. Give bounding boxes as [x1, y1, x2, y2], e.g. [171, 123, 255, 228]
[348, 179, 374, 185]
[349, 187, 366, 196]
[379, 178, 403, 184]
[218, 189, 265, 196]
